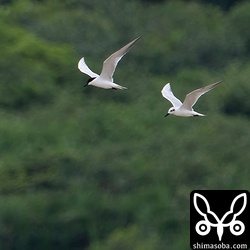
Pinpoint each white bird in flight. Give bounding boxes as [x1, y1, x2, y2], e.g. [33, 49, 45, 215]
[78, 37, 140, 90]
[161, 81, 222, 117]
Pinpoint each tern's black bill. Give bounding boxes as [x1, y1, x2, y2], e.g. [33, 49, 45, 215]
[84, 83, 88, 87]
[164, 113, 169, 117]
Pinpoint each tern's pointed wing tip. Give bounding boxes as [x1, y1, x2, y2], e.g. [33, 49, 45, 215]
[212, 80, 223, 86]
[78, 57, 99, 78]
[101, 36, 141, 80]
[203, 80, 223, 92]
[162, 82, 171, 88]
[161, 83, 182, 108]
[211, 80, 223, 86]
[135, 36, 142, 42]
[130, 36, 142, 43]
[124, 36, 141, 50]
[134, 36, 141, 40]
[78, 57, 84, 65]
[161, 83, 171, 92]
[78, 57, 87, 69]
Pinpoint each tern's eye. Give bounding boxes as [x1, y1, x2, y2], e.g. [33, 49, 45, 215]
[170, 108, 175, 112]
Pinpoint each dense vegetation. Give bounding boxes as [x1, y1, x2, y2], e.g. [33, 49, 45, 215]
[0, 0, 250, 249]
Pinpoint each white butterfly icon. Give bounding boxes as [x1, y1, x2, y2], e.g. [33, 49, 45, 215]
[193, 193, 247, 241]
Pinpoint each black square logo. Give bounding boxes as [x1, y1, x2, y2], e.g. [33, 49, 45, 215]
[190, 190, 250, 250]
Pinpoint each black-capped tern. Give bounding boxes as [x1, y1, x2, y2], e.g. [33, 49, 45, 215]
[78, 37, 140, 90]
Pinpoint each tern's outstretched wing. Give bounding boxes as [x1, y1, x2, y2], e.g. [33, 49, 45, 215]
[99, 37, 141, 81]
[161, 83, 183, 108]
[182, 81, 222, 110]
[78, 57, 99, 78]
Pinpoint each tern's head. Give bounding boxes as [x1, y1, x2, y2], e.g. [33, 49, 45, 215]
[84, 77, 96, 87]
[165, 107, 175, 117]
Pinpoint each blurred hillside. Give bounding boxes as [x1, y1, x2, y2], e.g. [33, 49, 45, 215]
[0, 0, 250, 249]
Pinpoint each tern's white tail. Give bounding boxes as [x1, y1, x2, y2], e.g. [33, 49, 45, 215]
[193, 112, 205, 117]
[113, 84, 127, 90]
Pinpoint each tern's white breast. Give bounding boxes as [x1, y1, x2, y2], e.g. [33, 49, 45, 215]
[173, 108, 196, 117]
[89, 77, 114, 89]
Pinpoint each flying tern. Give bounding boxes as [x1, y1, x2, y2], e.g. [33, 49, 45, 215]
[78, 37, 140, 90]
[161, 81, 222, 117]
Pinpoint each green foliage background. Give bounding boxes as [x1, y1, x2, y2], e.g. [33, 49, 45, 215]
[0, 0, 250, 249]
